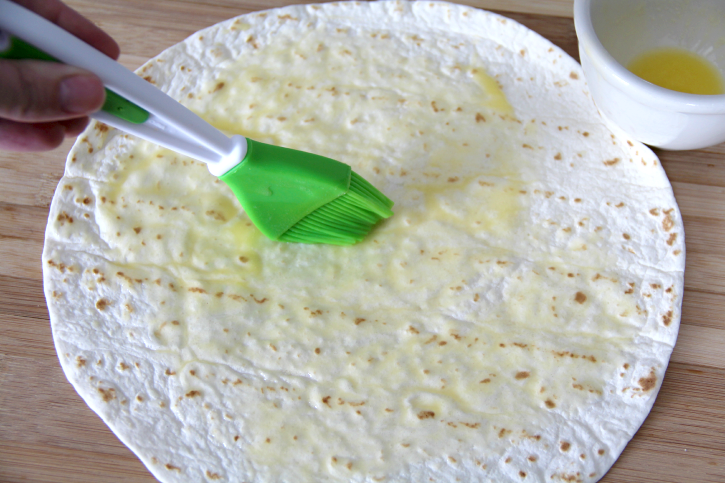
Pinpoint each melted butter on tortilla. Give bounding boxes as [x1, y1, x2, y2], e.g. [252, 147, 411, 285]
[471, 67, 515, 116]
[85, 19, 646, 480]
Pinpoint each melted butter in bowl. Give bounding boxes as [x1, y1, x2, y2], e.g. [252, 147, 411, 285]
[627, 47, 725, 95]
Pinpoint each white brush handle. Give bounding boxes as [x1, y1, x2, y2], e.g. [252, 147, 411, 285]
[0, 0, 246, 176]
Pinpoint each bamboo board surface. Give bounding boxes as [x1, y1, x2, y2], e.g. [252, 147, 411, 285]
[1, 1, 724, 482]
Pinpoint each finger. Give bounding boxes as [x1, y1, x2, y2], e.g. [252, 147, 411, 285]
[60, 116, 90, 136]
[0, 118, 66, 151]
[11, 0, 120, 59]
[0, 59, 106, 122]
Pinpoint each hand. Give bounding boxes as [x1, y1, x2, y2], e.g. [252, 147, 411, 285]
[0, 0, 120, 151]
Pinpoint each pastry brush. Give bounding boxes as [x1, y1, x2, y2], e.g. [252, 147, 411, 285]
[0, 0, 393, 245]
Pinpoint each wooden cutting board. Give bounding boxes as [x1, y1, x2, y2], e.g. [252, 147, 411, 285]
[1, 1, 724, 481]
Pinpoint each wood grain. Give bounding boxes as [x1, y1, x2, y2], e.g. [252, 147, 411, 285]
[1, 1, 723, 482]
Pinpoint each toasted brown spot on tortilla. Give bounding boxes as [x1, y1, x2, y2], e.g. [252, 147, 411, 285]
[188, 287, 207, 294]
[251, 295, 267, 304]
[205, 210, 226, 221]
[206, 471, 222, 480]
[314, 348, 321, 354]
[185, 390, 201, 398]
[560, 441, 570, 451]
[667, 233, 677, 246]
[598, 449, 605, 455]
[662, 310, 674, 326]
[545, 399, 556, 408]
[95, 298, 111, 311]
[515, 371, 530, 380]
[480, 378, 491, 384]
[57, 212, 73, 225]
[213, 82, 225, 92]
[528, 455, 538, 462]
[623, 233, 631, 240]
[574, 292, 587, 304]
[417, 410, 435, 419]
[520, 471, 527, 478]
[98, 387, 116, 402]
[76, 356, 86, 367]
[569, 72, 579, 79]
[551, 473, 580, 482]
[638, 370, 657, 392]
[355, 318, 366, 325]
[663, 213, 674, 231]
[165, 464, 180, 472]
[476, 112, 486, 123]
[603, 158, 620, 166]
[322, 396, 331, 407]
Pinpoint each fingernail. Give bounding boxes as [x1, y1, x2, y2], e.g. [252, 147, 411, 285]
[60, 75, 104, 114]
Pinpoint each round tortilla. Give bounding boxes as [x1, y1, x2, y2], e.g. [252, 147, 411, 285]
[43, 2, 685, 482]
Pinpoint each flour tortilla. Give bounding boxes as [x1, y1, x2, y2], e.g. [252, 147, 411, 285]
[43, 2, 684, 482]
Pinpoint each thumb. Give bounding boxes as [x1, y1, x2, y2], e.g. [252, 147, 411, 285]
[0, 59, 106, 122]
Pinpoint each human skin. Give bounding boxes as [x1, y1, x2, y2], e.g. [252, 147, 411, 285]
[0, 0, 119, 151]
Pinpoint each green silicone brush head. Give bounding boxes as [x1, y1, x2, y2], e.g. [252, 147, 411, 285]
[279, 171, 394, 245]
[220, 138, 393, 245]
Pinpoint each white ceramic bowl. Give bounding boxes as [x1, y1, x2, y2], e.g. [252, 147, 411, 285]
[574, 0, 725, 150]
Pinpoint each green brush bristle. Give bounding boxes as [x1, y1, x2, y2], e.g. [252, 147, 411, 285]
[278, 171, 394, 245]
